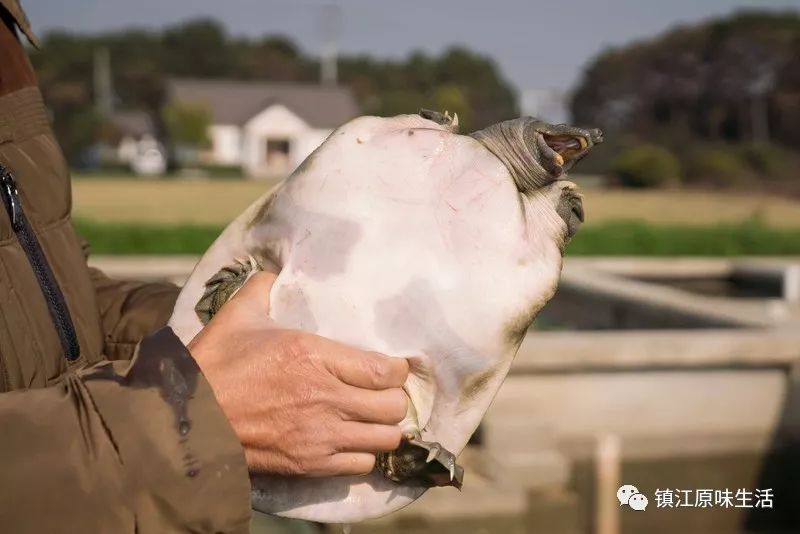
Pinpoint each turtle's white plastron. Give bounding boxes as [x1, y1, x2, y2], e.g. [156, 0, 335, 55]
[169, 111, 602, 523]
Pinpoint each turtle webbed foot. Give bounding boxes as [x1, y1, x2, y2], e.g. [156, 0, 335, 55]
[376, 432, 464, 489]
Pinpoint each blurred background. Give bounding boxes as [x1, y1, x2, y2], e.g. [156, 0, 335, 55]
[24, 0, 800, 532]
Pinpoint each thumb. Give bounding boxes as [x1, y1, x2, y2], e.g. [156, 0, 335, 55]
[229, 270, 279, 319]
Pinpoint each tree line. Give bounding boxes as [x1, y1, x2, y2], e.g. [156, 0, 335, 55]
[572, 10, 800, 149]
[29, 19, 518, 165]
[571, 10, 800, 188]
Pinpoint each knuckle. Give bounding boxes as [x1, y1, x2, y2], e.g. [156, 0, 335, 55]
[283, 436, 326, 476]
[285, 455, 309, 477]
[365, 355, 390, 386]
[314, 418, 343, 452]
[374, 354, 408, 387]
[283, 332, 311, 359]
[331, 398, 354, 422]
[313, 384, 336, 408]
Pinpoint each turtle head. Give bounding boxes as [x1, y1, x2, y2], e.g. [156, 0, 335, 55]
[471, 118, 601, 245]
[471, 118, 603, 191]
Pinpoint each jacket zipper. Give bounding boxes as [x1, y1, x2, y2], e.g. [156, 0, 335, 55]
[0, 338, 7, 390]
[0, 164, 80, 362]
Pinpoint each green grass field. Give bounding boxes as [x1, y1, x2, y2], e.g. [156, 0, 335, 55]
[73, 178, 800, 227]
[72, 178, 800, 256]
[74, 218, 800, 256]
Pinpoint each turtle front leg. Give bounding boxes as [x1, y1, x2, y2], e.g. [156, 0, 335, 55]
[195, 256, 261, 324]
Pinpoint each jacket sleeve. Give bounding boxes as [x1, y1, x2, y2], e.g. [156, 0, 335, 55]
[88, 263, 182, 360]
[80, 236, 184, 360]
[0, 327, 252, 534]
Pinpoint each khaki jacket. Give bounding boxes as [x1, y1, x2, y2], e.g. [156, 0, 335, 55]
[0, 4, 251, 532]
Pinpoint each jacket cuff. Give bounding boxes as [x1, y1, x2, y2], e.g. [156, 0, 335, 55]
[83, 327, 251, 532]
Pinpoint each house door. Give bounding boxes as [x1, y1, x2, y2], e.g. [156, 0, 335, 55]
[265, 138, 291, 174]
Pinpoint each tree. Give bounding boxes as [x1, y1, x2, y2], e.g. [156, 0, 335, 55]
[431, 85, 473, 132]
[571, 10, 800, 148]
[161, 19, 233, 78]
[162, 103, 210, 148]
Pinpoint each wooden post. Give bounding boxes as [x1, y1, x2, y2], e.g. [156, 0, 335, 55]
[595, 433, 621, 534]
[784, 265, 800, 303]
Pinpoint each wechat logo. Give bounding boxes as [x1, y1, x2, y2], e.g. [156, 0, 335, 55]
[618, 484, 648, 511]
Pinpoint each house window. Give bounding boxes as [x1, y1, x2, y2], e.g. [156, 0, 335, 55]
[265, 138, 291, 173]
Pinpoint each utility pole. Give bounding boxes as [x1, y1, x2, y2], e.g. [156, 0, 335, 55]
[747, 68, 774, 143]
[93, 47, 113, 116]
[317, 3, 341, 86]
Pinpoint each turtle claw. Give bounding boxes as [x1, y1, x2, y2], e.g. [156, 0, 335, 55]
[425, 444, 441, 463]
[376, 432, 465, 489]
[195, 256, 260, 324]
[405, 435, 464, 489]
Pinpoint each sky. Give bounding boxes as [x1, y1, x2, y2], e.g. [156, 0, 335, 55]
[24, 0, 800, 93]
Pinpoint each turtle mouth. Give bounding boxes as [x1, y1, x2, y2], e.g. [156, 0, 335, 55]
[543, 133, 589, 165]
[534, 127, 603, 179]
[537, 133, 593, 177]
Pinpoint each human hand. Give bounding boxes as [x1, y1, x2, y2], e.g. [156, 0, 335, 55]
[188, 272, 409, 477]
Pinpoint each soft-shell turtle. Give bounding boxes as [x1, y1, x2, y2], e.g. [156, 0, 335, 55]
[169, 111, 602, 522]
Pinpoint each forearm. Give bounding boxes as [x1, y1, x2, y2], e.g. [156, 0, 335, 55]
[0, 327, 251, 533]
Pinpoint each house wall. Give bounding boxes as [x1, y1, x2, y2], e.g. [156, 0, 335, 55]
[117, 136, 139, 163]
[241, 104, 333, 179]
[209, 124, 242, 165]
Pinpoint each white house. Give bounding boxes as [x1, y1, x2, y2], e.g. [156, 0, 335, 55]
[168, 79, 360, 178]
[107, 110, 167, 176]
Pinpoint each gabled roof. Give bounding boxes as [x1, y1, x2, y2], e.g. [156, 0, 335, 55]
[167, 78, 360, 128]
